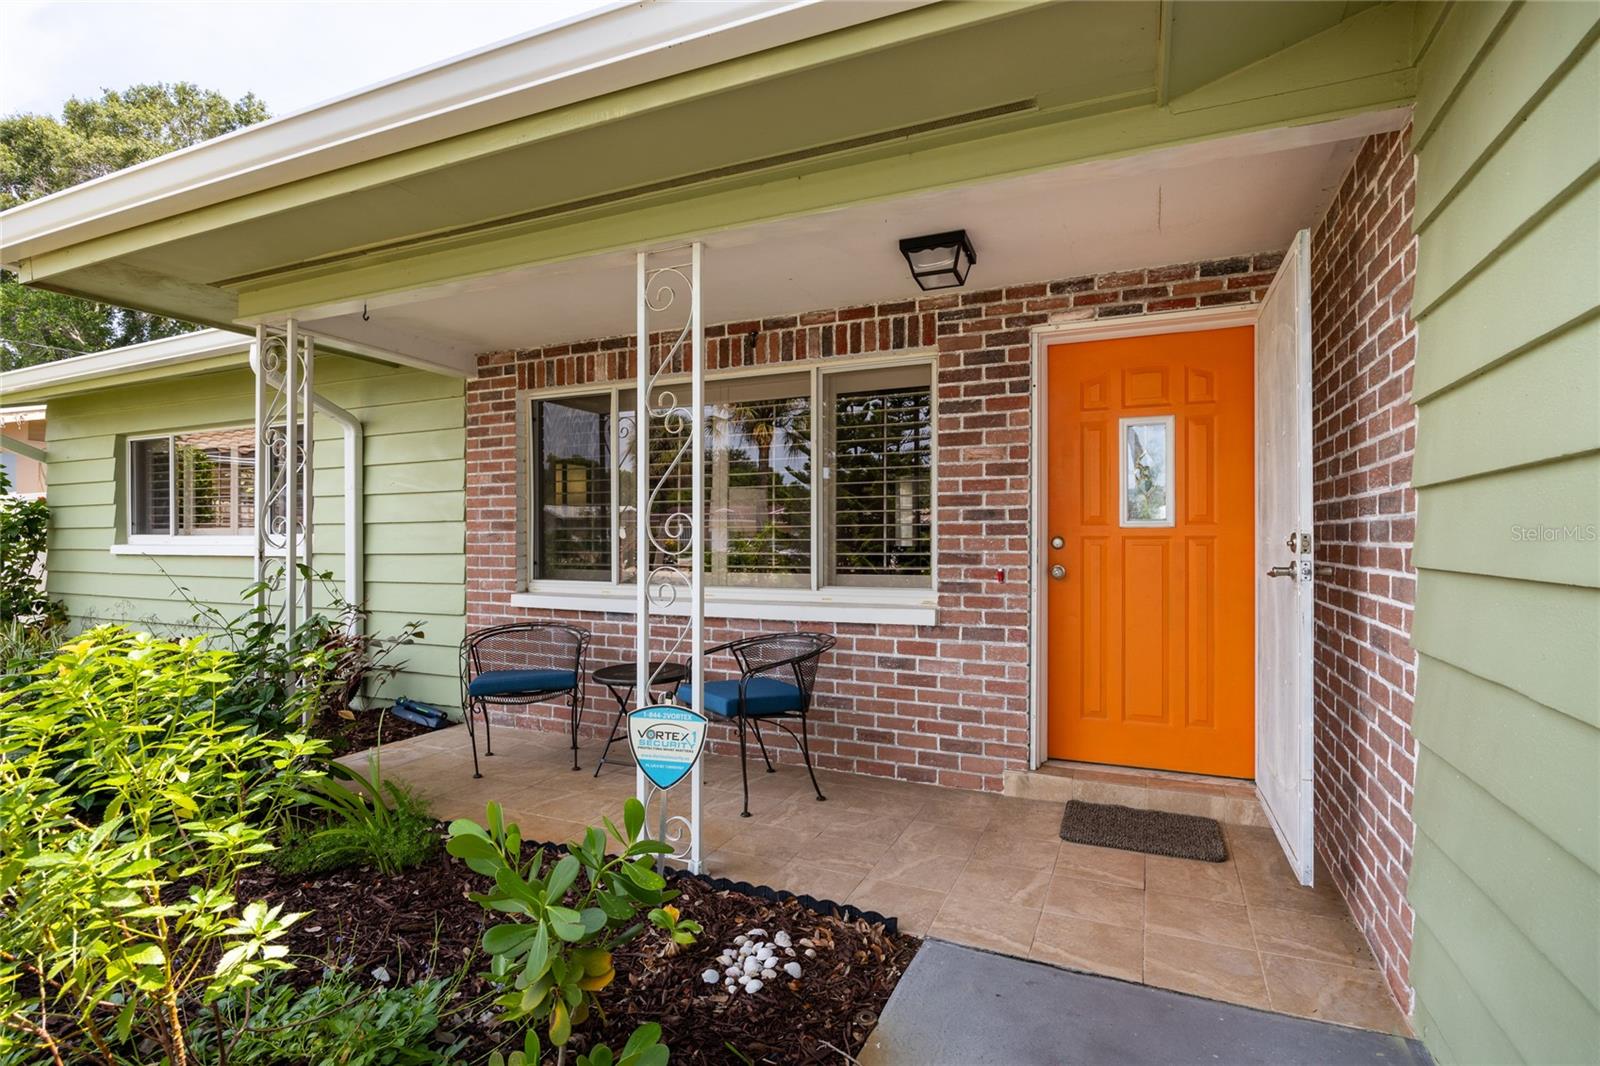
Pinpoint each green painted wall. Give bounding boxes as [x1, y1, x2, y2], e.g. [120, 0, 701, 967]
[43, 355, 466, 711]
[1409, 2, 1600, 1063]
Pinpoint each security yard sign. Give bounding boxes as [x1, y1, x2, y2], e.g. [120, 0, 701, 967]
[628, 704, 708, 791]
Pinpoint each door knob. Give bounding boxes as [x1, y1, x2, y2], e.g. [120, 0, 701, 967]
[1050, 564, 1067, 581]
[1266, 563, 1297, 578]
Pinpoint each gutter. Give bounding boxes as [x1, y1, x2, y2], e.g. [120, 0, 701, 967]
[248, 345, 365, 634]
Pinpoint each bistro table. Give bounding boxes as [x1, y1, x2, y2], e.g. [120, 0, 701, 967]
[591, 660, 691, 777]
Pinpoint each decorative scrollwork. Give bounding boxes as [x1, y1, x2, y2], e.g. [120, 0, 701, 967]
[642, 783, 696, 866]
[635, 252, 703, 872]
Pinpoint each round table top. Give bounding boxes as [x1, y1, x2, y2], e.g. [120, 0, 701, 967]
[592, 660, 689, 685]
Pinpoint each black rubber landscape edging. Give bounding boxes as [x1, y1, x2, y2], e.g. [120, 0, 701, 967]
[515, 836, 900, 936]
[664, 867, 901, 936]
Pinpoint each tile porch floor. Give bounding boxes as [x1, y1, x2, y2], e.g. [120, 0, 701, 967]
[363, 725, 1408, 1037]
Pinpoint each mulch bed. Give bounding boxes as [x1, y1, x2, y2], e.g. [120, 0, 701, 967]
[310, 706, 456, 756]
[242, 839, 920, 1064]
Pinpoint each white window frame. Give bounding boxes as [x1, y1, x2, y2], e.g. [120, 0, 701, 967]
[1118, 414, 1177, 528]
[516, 350, 939, 624]
[118, 427, 256, 556]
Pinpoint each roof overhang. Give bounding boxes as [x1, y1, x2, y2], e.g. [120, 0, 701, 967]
[0, 1, 1434, 349]
[0, 1, 936, 263]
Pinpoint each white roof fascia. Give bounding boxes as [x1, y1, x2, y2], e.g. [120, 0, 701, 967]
[0, 329, 250, 399]
[0, 1, 933, 267]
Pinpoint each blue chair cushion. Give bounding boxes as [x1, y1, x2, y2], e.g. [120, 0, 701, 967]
[468, 668, 576, 698]
[676, 677, 803, 718]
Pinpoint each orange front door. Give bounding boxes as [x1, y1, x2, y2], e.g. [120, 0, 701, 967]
[1046, 327, 1255, 778]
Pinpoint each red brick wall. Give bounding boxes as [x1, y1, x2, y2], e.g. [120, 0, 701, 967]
[466, 253, 1280, 792]
[1309, 126, 1419, 1011]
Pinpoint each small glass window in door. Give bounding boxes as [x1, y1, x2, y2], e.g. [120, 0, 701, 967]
[1119, 415, 1175, 527]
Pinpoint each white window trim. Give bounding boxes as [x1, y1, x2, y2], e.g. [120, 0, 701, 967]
[111, 537, 256, 558]
[521, 349, 940, 605]
[1119, 414, 1177, 528]
[509, 581, 937, 625]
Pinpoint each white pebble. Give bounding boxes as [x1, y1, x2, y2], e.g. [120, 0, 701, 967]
[743, 957, 761, 976]
[747, 928, 767, 938]
[725, 966, 741, 978]
[798, 937, 815, 948]
[785, 947, 797, 957]
[784, 961, 803, 979]
[756, 947, 773, 962]
[761, 968, 777, 980]
[725, 980, 736, 992]
[370, 966, 391, 983]
[734, 935, 748, 945]
[701, 969, 720, 985]
[744, 979, 764, 994]
[804, 948, 817, 958]
[774, 931, 792, 948]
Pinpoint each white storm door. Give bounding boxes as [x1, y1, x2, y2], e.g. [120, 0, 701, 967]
[1254, 228, 1315, 886]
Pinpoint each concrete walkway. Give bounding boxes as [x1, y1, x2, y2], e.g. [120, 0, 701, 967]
[859, 940, 1432, 1066]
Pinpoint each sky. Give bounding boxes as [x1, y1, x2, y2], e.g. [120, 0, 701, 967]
[1, 0, 617, 120]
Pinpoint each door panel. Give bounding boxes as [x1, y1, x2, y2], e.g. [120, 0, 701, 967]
[1255, 229, 1316, 885]
[1046, 326, 1255, 778]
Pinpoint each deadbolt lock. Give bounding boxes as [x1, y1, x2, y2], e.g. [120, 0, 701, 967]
[1050, 535, 1065, 550]
[1284, 531, 1312, 553]
[1050, 564, 1067, 581]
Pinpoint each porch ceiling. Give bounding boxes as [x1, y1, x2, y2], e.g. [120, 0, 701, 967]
[299, 114, 1393, 356]
[2, 0, 1425, 361]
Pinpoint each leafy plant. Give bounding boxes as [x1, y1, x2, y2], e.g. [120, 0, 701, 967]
[447, 799, 691, 1064]
[175, 566, 423, 733]
[281, 749, 439, 877]
[490, 1023, 669, 1066]
[0, 464, 65, 625]
[0, 626, 325, 1065]
[187, 969, 463, 1066]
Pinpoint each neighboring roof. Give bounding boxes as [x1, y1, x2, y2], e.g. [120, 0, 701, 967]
[0, 1, 928, 264]
[0, 330, 251, 404]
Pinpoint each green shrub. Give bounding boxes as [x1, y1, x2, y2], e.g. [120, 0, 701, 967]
[0, 626, 325, 1065]
[187, 970, 463, 1066]
[278, 753, 440, 877]
[447, 799, 696, 1064]
[0, 465, 65, 625]
[178, 567, 424, 732]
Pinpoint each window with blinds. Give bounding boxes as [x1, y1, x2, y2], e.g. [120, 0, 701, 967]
[827, 368, 933, 586]
[533, 395, 612, 579]
[129, 427, 257, 538]
[535, 357, 932, 591]
[616, 375, 812, 588]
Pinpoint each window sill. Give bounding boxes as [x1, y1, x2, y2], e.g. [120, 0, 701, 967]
[508, 583, 937, 625]
[111, 538, 256, 558]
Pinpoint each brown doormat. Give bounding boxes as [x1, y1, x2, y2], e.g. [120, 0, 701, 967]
[1059, 800, 1228, 863]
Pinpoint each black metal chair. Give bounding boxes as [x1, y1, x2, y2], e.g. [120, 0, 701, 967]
[460, 622, 589, 777]
[677, 632, 835, 817]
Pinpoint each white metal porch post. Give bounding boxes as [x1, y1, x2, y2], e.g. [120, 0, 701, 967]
[635, 242, 706, 874]
[253, 320, 317, 680]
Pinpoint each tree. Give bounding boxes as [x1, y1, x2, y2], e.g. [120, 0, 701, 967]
[0, 83, 269, 370]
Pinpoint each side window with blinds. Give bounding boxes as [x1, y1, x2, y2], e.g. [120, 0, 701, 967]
[827, 365, 934, 587]
[129, 427, 257, 539]
[532, 394, 613, 580]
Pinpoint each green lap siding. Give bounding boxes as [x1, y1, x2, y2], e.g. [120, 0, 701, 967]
[1410, 3, 1600, 1063]
[41, 354, 467, 713]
